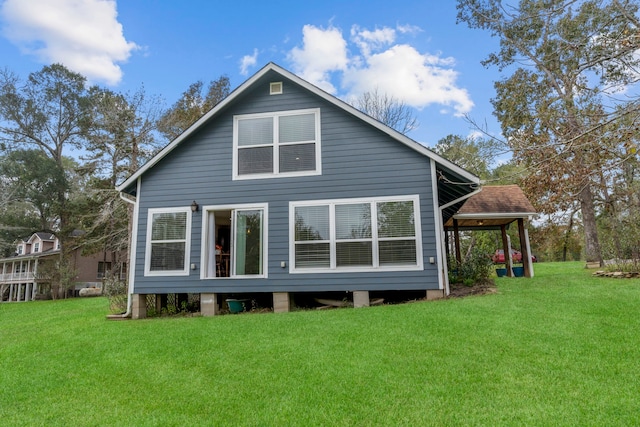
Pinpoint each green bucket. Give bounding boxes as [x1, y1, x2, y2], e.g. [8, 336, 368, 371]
[226, 299, 248, 314]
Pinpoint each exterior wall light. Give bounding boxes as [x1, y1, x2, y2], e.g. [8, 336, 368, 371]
[191, 201, 199, 212]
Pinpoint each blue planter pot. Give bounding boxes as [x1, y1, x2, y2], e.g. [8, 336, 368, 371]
[513, 266, 524, 277]
[495, 268, 507, 277]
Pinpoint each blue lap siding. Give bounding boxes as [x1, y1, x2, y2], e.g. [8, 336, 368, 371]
[132, 69, 440, 294]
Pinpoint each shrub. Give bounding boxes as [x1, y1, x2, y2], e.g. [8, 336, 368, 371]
[102, 273, 128, 314]
[449, 249, 494, 284]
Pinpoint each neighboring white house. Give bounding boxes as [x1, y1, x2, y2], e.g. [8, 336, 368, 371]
[0, 231, 124, 302]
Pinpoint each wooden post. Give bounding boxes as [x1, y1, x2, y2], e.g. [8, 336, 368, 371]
[453, 218, 462, 265]
[524, 228, 534, 278]
[444, 231, 450, 260]
[518, 218, 532, 278]
[500, 225, 513, 277]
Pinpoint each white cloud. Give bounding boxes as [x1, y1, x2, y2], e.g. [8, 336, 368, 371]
[287, 24, 348, 93]
[287, 23, 473, 117]
[396, 24, 422, 35]
[240, 48, 258, 76]
[350, 25, 395, 57]
[344, 44, 474, 116]
[0, 0, 138, 85]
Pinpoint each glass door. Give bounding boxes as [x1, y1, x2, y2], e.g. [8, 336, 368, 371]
[232, 209, 264, 276]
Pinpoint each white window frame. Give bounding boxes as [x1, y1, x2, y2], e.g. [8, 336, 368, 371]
[232, 108, 321, 180]
[200, 203, 269, 279]
[33, 242, 40, 253]
[144, 207, 192, 276]
[270, 82, 283, 95]
[289, 195, 423, 273]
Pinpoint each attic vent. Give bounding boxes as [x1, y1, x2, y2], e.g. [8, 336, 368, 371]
[270, 82, 283, 95]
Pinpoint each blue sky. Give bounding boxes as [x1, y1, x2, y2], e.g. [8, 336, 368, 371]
[0, 0, 505, 148]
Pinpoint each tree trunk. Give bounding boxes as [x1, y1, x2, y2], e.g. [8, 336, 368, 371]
[579, 184, 603, 265]
[562, 212, 575, 262]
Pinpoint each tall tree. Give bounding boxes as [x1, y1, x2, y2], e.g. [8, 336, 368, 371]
[82, 86, 163, 263]
[0, 149, 66, 230]
[457, 0, 640, 265]
[157, 76, 230, 141]
[434, 134, 501, 179]
[354, 87, 418, 134]
[0, 64, 92, 237]
[0, 64, 92, 290]
[0, 157, 41, 257]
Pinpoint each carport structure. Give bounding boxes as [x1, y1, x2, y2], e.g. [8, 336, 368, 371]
[444, 185, 537, 278]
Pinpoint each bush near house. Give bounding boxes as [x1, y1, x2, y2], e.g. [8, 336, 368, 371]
[449, 248, 494, 286]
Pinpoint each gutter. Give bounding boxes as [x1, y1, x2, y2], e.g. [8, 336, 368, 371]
[107, 188, 138, 319]
[433, 170, 483, 296]
[439, 188, 482, 296]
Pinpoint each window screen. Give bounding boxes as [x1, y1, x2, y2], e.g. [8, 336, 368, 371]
[292, 197, 419, 270]
[148, 211, 188, 273]
[236, 109, 319, 177]
[294, 205, 330, 268]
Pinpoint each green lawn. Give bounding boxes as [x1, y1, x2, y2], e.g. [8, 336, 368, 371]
[1, 262, 639, 426]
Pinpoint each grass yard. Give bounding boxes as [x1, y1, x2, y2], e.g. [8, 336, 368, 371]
[1, 262, 639, 426]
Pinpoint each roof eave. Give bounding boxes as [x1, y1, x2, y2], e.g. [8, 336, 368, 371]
[454, 212, 537, 220]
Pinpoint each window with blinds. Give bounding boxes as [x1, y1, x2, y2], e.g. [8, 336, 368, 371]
[234, 109, 320, 178]
[291, 196, 422, 272]
[145, 208, 191, 276]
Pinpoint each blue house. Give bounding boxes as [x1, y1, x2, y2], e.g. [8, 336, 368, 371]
[116, 63, 480, 318]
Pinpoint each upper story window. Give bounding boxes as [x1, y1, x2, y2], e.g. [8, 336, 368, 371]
[17, 245, 23, 255]
[145, 207, 192, 276]
[33, 242, 40, 253]
[233, 108, 321, 179]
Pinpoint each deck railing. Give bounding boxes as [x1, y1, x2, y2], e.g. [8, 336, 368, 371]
[0, 272, 36, 283]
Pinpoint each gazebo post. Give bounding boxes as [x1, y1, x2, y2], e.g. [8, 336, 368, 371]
[500, 225, 513, 277]
[453, 219, 462, 265]
[517, 218, 533, 278]
[444, 231, 450, 260]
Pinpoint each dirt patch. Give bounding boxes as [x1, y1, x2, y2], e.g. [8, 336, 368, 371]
[448, 279, 497, 298]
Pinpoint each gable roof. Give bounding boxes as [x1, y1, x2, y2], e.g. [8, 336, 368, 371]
[27, 232, 56, 243]
[457, 185, 536, 216]
[444, 185, 537, 229]
[116, 62, 479, 193]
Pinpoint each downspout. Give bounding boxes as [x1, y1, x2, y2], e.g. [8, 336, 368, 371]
[109, 182, 140, 318]
[438, 188, 482, 296]
[431, 159, 482, 296]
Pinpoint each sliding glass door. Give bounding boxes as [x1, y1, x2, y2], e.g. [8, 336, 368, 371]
[203, 205, 266, 279]
[233, 209, 264, 276]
